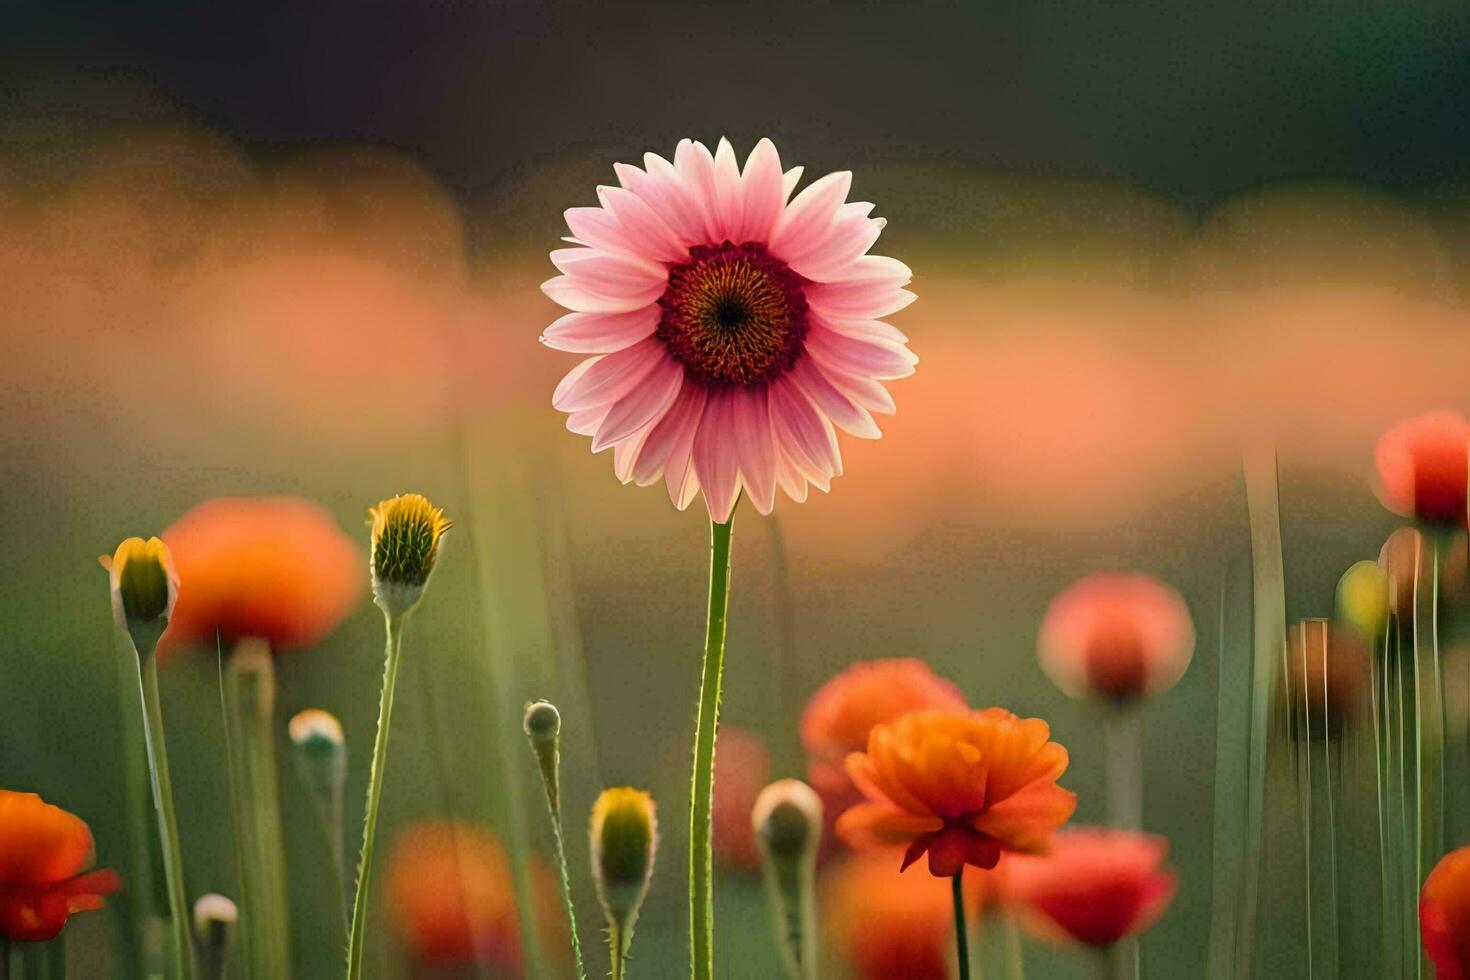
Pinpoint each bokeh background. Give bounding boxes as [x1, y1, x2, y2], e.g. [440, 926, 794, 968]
[5, 2, 1470, 976]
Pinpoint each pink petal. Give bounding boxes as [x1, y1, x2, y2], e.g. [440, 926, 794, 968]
[775, 445, 810, 503]
[632, 383, 707, 486]
[769, 376, 840, 487]
[562, 207, 656, 265]
[804, 324, 917, 380]
[595, 185, 689, 264]
[768, 170, 852, 262]
[711, 137, 743, 243]
[591, 355, 684, 451]
[693, 387, 742, 522]
[550, 247, 667, 298]
[812, 311, 909, 346]
[540, 308, 659, 354]
[819, 363, 898, 416]
[542, 275, 656, 314]
[674, 139, 721, 244]
[788, 357, 881, 439]
[619, 156, 705, 245]
[732, 385, 777, 515]
[566, 402, 611, 437]
[781, 167, 804, 201]
[551, 338, 666, 412]
[786, 203, 886, 282]
[804, 278, 917, 320]
[613, 425, 653, 483]
[738, 138, 784, 243]
[825, 254, 914, 287]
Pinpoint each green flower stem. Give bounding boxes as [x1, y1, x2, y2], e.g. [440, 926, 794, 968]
[610, 921, 629, 980]
[223, 648, 291, 978]
[951, 871, 970, 980]
[347, 611, 409, 980]
[1003, 916, 1024, 980]
[130, 642, 195, 980]
[689, 514, 735, 980]
[546, 802, 586, 978]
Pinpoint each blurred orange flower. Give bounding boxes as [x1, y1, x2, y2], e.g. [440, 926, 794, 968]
[1003, 827, 1175, 948]
[160, 497, 362, 655]
[1284, 619, 1371, 737]
[823, 851, 994, 980]
[1421, 844, 1470, 978]
[801, 659, 968, 815]
[385, 821, 560, 971]
[0, 791, 121, 942]
[1038, 572, 1195, 702]
[711, 726, 770, 872]
[836, 709, 1075, 877]
[1375, 410, 1470, 527]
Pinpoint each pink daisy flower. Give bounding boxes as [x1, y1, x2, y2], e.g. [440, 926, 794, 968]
[541, 137, 917, 522]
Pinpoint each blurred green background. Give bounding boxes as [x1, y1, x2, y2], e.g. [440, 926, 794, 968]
[4, 2, 1470, 977]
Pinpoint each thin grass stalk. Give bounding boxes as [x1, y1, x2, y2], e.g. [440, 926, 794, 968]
[1236, 449, 1286, 975]
[1371, 613, 1395, 972]
[1292, 622, 1315, 978]
[1206, 577, 1244, 980]
[1431, 534, 1446, 868]
[1003, 915, 1025, 980]
[132, 644, 196, 980]
[690, 514, 735, 980]
[114, 631, 159, 976]
[1318, 624, 1339, 979]
[1395, 616, 1416, 979]
[216, 641, 259, 980]
[1412, 532, 1428, 979]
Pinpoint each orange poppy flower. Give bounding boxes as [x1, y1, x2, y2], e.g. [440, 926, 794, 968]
[1422, 845, 1470, 978]
[385, 821, 561, 971]
[160, 497, 362, 656]
[1038, 572, 1195, 702]
[1375, 410, 1470, 527]
[835, 709, 1075, 877]
[823, 851, 995, 980]
[0, 791, 121, 942]
[1002, 827, 1175, 947]
[801, 659, 968, 814]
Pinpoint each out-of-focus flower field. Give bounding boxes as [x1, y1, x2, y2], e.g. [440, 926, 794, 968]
[6, 6, 1470, 977]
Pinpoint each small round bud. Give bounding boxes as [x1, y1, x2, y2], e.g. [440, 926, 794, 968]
[752, 779, 823, 861]
[193, 892, 237, 978]
[369, 493, 452, 616]
[230, 639, 276, 723]
[590, 787, 658, 927]
[289, 708, 347, 794]
[1336, 559, 1390, 641]
[99, 536, 179, 651]
[523, 700, 561, 744]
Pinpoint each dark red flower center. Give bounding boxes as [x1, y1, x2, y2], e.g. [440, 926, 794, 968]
[656, 241, 809, 387]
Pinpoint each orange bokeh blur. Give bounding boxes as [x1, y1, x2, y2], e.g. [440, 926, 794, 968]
[1421, 845, 1470, 979]
[160, 496, 363, 656]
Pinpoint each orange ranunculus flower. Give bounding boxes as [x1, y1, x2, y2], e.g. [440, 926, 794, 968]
[801, 659, 968, 813]
[160, 496, 362, 656]
[824, 851, 995, 980]
[1375, 410, 1470, 527]
[386, 821, 561, 971]
[0, 791, 121, 942]
[1422, 845, 1470, 978]
[1002, 827, 1175, 948]
[835, 709, 1076, 877]
[1038, 572, 1195, 702]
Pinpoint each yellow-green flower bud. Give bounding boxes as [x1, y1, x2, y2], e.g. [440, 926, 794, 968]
[590, 787, 657, 978]
[368, 493, 452, 616]
[99, 536, 179, 652]
[752, 780, 822, 980]
[1336, 559, 1391, 642]
[523, 699, 561, 744]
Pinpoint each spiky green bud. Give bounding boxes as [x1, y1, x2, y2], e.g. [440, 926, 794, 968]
[368, 493, 452, 615]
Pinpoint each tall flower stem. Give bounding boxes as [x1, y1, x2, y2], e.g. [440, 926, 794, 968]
[132, 644, 196, 980]
[1003, 917, 1024, 980]
[347, 611, 409, 980]
[1103, 708, 1143, 980]
[222, 644, 291, 979]
[690, 514, 735, 980]
[951, 871, 971, 980]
